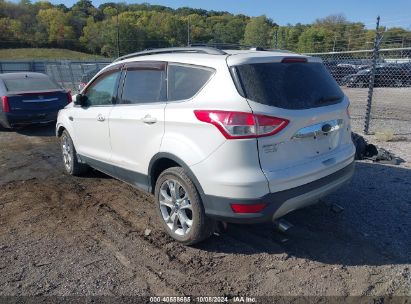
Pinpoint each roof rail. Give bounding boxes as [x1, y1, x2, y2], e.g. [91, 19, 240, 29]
[113, 47, 227, 62]
[249, 47, 292, 53]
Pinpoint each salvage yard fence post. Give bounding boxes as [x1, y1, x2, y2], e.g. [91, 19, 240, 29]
[364, 16, 381, 135]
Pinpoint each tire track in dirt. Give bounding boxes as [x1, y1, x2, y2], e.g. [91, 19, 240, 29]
[1, 126, 410, 296]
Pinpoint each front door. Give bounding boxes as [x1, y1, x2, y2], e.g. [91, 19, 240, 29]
[73, 68, 121, 164]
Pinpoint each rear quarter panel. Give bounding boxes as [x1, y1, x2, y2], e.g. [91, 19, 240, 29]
[160, 60, 253, 166]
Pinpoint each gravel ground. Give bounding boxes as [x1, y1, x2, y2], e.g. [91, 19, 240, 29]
[344, 87, 411, 140]
[0, 122, 410, 298]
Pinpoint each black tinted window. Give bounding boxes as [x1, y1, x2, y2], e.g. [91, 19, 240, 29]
[4, 77, 60, 92]
[84, 71, 120, 106]
[168, 65, 214, 101]
[121, 69, 166, 104]
[235, 62, 344, 109]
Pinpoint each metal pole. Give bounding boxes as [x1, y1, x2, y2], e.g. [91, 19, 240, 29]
[116, 9, 120, 57]
[364, 16, 381, 135]
[401, 37, 404, 58]
[187, 17, 190, 46]
[56, 61, 65, 89]
[274, 28, 278, 49]
[68, 62, 76, 93]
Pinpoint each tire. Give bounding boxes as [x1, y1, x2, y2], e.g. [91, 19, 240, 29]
[0, 121, 11, 131]
[154, 167, 216, 245]
[60, 130, 89, 176]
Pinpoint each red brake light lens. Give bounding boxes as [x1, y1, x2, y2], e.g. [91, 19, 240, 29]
[1, 96, 10, 113]
[281, 57, 307, 63]
[194, 110, 289, 139]
[66, 91, 72, 104]
[231, 203, 267, 213]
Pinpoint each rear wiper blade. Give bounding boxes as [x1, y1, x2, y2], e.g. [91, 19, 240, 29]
[317, 96, 343, 104]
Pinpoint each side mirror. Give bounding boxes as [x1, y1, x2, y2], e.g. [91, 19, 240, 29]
[74, 94, 87, 106]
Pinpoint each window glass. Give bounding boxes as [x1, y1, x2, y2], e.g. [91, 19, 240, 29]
[4, 77, 61, 92]
[84, 71, 120, 106]
[168, 65, 214, 101]
[235, 62, 344, 109]
[121, 69, 165, 104]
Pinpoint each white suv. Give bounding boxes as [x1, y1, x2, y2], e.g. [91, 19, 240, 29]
[56, 47, 355, 244]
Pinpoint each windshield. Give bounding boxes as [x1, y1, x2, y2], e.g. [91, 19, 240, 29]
[235, 62, 344, 109]
[4, 76, 61, 92]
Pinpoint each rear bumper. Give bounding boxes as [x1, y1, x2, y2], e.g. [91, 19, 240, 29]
[1, 111, 58, 128]
[203, 161, 355, 223]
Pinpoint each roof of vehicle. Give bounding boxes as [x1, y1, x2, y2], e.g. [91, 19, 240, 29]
[0, 72, 50, 80]
[107, 48, 321, 72]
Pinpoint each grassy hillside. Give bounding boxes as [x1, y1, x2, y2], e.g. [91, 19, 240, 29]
[0, 48, 107, 60]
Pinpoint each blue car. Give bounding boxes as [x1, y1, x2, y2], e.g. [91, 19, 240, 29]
[0, 72, 71, 129]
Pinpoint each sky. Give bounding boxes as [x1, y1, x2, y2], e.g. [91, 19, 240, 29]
[29, 0, 411, 29]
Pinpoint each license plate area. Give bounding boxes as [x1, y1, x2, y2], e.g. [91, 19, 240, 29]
[292, 119, 344, 157]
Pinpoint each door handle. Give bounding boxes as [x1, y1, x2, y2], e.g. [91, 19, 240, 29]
[97, 114, 105, 122]
[142, 114, 157, 125]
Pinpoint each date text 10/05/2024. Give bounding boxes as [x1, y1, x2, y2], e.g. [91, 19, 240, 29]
[149, 296, 257, 303]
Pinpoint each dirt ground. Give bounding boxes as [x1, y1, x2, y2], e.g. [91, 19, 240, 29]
[0, 125, 410, 298]
[344, 87, 411, 140]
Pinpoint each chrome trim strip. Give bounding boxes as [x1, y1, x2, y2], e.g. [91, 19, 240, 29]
[22, 98, 59, 103]
[292, 119, 344, 139]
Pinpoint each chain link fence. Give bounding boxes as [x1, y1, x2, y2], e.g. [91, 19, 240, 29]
[305, 47, 411, 139]
[1, 48, 410, 139]
[0, 60, 111, 93]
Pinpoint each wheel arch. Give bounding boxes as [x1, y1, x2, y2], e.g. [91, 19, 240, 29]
[56, 124, 66, 137]
[148, 153, 205, 198]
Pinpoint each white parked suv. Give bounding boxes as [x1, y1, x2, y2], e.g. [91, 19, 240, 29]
[56, 47, 355, 244]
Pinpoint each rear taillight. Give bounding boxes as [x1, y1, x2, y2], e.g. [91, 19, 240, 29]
[194, 110, 289, 139]
[1, 96, 10, 113]
[231, 203, 267, 213]
[346, 104, 351, 118]
[66, 91, 72, 104]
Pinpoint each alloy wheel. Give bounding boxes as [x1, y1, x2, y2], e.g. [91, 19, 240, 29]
[159, 179, 193, 236]
[61, 135, 72, 171]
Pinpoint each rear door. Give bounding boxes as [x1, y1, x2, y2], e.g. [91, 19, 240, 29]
[108, 61, 167, 190]
[230, 58, 353, 192]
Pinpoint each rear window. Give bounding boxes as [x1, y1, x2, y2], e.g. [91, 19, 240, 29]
[3, 76, 61, 92]
[235, 62, 344, 109]
[168, 65, 214, 101]
[121, 69, 166, 104]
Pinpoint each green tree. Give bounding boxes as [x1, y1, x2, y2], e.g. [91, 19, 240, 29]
[37, 8, 76, 47]
[242, 16, 273, 47]
[1, 0, 411, 56]
[380, 27, 411, 48]
[297, 26, 335, 52]
[208, 15, 248, 45]
[0, 17, 24, 47]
